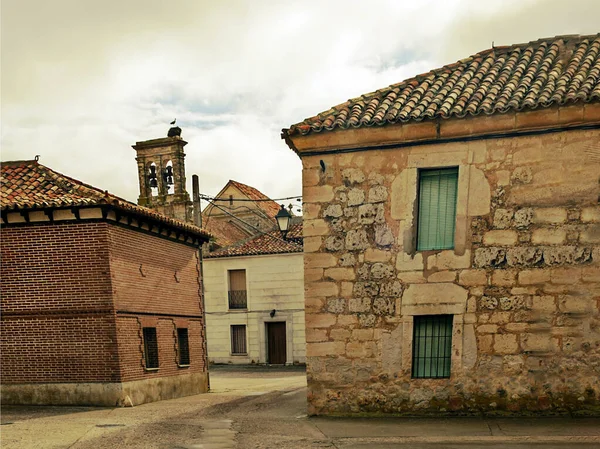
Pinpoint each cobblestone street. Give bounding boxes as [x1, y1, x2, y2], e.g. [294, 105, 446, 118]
[2, 366, 600, 448]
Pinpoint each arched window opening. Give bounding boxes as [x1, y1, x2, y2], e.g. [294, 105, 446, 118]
[148, 162, 159, 197]
[164, 160, 175, 195]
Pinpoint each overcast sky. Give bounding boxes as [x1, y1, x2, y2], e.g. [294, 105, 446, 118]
[2, 0, 599, 209]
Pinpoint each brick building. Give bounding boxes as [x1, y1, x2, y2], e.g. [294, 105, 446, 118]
[282, 35, 600, 415]
[1, 159, 210, 406]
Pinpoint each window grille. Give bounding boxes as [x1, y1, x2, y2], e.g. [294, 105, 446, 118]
[177, 328, 190, 366]
[143, 327, 159, 369]
[228, 269, 247, 309]
[412, 315, 453, 379]
[231, 325, 247, 355]
[417, 167, 459, 250]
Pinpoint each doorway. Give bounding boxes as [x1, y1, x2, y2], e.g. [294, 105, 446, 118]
[266, 322, 286, 364]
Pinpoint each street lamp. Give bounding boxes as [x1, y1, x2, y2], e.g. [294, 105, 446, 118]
[275, 204, 292, 240]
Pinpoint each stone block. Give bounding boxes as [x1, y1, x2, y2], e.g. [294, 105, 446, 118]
[368, 185, 388, 203]
[496, 170, 510, 186]
[346, 342, 369, 358]
[305, 268, 324, 282]
[581, 207, 600, 223]
[327, 298, 347, 314]
[514, 208, 533, 229]
[511, 166, 533, 183]
[550, 268, 581, 284]
[347, 188, 365, 206]
[348, 298, 371, 313]
[493, 209, 513, 229]
[397, 271, 427, 283]
[505, 247, 543, 266]
[478, 334, 494, 353]
[531, 295, 556, 313]
[397, 252, 424, 271]
[346, 229, 369, 250]
[337, 315, 358, 326]
[352, 329, 374, 341]
[324, 235, 344, 252]
[306, 313, 336, 329]
[477, 324, 498, 333]
[582, 266, 600, 282]
[427, 250, 471, 270]
[479, 296, 498, 310]
[580, 225, 600, 244]
[467, 167, 491, 216]
[306, 282, 339, 297]
[330, 328, 351, 341]
[484, 230, 518, 246]
[342, 168, 365, 185]
[491, 270, 517, 286]
[365, 248, 392, 262]
[558, 296, 592, 314]
[458, 269, 487, 286]
[372, 297, 395, 315]
[306, 328, 328, 342]
[428, 271, 457, 283]
[382, 325, 403, 373]
[543, 246, 592, 265]
[402, 283, 468, 306]
[307, 341, 345, 357]
[340, 281, 353, 298]
[374, 224, 395, 247]
[521, 333, 555, 353]
[474, 247, 506, 268]
[494, 334, 519, 354]
[305, 297, 324, 312]
[533, 208, 567, 224]
[303, 168, 321, 187]
[518, 269, 550, 285]
[304, 185, 334, 203]
[306, 253, 338, 269]
[499, 295, 525, 311]
[354, 281, 380, 297]
[304, 236, 323, 253]
[323, 204, 343, 218]
[357, 203, 377, 224]
[339, 253, 356, 267]
[370, 263, 394, 279]
[324, 267, 355, 281]
[532, 229, 567, 245]
[302, 203, 321, 220]
[379, 281, 403, 297]
[304, 219, 330, 237]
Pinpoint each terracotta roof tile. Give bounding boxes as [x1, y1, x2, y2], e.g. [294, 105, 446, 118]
[228, 180, 282, 220]
[202, 218, 253, 248]
[284, 34, 600, 137]
[1, 160, 210, 239]
[205, 223, 303, 258]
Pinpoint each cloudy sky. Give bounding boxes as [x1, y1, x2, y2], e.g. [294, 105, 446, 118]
[2, 0, 599, 209]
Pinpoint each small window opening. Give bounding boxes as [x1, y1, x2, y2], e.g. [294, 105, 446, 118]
[231, 325, 247, 355]
[143, 327, 159, 369]
[177, 328, 190, 366]
[148, 163, 159, 197]
[412, 315, 453, 379]
[164, 160, 174, 195]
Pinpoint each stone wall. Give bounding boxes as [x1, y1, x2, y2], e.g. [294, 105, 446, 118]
[301, 127, 600, 415]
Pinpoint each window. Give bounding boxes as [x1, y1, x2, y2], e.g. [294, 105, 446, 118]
[417, 167, 459, 251]
[177, 328, 190, 366]
[228, 269, 247, 309]
[231, 325, 247, 355]
[143, 327, 159, 369]
[412, 315, 453, 379]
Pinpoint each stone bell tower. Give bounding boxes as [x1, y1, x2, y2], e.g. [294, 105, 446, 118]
[132, 125, 192, 223]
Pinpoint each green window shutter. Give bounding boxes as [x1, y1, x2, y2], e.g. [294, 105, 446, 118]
[417, 167, 458, 251]
[412, 315, 453, 379]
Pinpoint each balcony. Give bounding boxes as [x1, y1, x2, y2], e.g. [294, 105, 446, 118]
[228, 290, 247, 310]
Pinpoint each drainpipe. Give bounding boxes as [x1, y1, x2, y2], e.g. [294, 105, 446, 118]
[193, 174, 210, 392]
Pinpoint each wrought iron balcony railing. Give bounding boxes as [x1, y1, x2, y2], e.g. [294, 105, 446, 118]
[228, 290, 247, 309]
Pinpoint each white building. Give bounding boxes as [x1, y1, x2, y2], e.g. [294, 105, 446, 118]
[203, 226, 305, 365]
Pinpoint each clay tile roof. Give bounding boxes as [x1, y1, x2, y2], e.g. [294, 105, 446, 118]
[205, 223, 303, 258]
[1, 160, 211, 240]
[228, 180, 282, 220]
[202, 218, 253, 248]
[284, 34, 600, 137]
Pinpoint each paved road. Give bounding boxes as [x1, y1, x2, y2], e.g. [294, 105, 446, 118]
[2, 365, 600, 448]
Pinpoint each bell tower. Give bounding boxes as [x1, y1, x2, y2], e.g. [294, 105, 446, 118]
[132, 125, 192, 223]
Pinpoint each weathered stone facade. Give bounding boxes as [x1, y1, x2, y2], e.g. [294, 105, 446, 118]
[297, 124, 600, 415]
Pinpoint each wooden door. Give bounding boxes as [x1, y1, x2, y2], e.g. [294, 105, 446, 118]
[266, 322, 286, 364]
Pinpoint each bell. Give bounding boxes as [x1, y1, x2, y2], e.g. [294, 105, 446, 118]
[149, 177, 158, 188]
[148, 165, 158, 188]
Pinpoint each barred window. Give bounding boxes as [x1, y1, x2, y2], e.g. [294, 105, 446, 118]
[228, 269, 247, 309]
[412, 315, 453, 379]
[143, 327, 159, 369]
[177, 328, 190, 366]
[231, 325, 247, 355]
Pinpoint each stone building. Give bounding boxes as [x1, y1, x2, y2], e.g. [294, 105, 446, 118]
[1, 160, 210, 406]
[282, 35, 600, 415]
[203, 224, 305, 365]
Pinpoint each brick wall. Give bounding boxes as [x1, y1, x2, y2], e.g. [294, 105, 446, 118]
[107, 226, 207, 381]
[1, 222, 119, 383]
